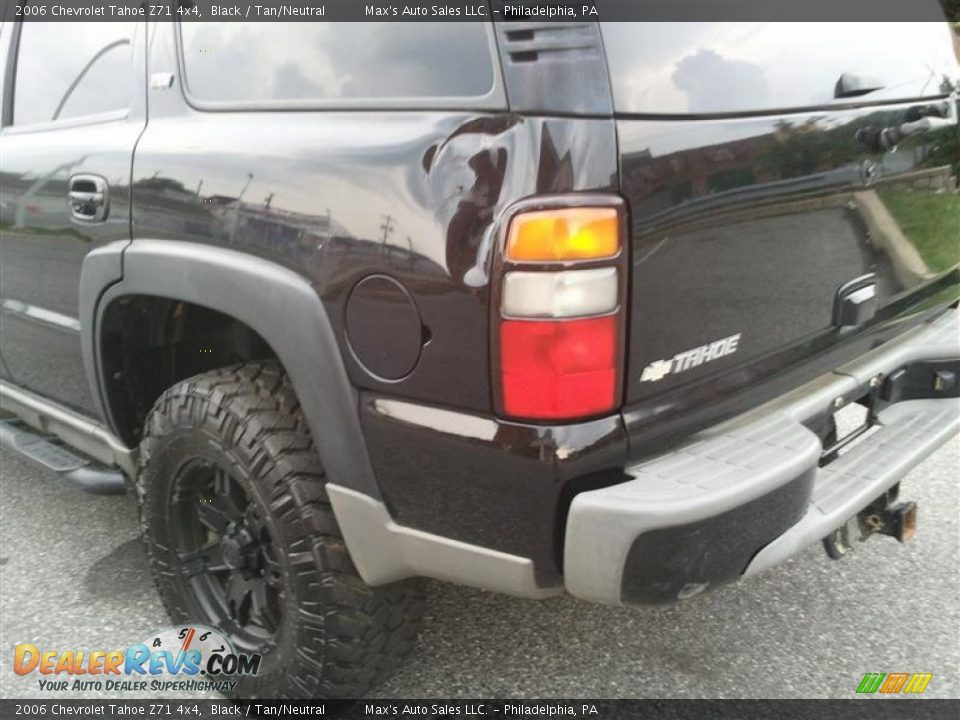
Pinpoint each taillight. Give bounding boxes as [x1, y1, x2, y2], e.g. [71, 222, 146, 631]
[506, 207, 619, 262]
[494, 200, 626, 422]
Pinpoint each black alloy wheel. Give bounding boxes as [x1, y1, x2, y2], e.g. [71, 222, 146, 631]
[169, 459, 282, 650]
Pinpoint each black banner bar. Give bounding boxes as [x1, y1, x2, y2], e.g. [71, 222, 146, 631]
[0, 0, 956, 22]
[1, 699, 959, 719]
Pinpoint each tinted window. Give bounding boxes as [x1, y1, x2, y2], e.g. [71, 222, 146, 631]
[180, 22, 495, 103]
[602, 21, 960, 115]
[13, 22, 134, 125]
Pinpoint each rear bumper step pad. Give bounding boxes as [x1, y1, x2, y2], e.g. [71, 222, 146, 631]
[745, 398, 958, 575]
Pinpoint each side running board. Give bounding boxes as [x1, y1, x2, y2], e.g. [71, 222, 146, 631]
[0, 418, 127, 494]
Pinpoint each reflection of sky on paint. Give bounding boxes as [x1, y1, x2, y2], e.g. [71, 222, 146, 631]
[13, 22, 134, 125]
[179, 22, 495, 102]
[602, 22, 959, 115]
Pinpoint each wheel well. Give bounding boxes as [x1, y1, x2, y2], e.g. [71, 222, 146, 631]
[98, 296, 276, 446]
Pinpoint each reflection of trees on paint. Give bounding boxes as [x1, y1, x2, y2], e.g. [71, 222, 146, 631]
[707, 167, 755, 194]
[766, 98, 959, 181]
[766, 113, 893, 178]
[134, 176, 188, 194]
[941, 0, 958, 24]
[767, 119, 846, 178]
[621, 94, 959, 227]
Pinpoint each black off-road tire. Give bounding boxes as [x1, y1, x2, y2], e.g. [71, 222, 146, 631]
[136, 362, 424, 698]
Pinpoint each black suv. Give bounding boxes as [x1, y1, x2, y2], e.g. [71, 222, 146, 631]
[1, 13, 958, 699]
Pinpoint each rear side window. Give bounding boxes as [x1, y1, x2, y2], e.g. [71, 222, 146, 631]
[601, 21, 960, 115]
[180, 22, 497, 104]
[13, 22, 134, 126]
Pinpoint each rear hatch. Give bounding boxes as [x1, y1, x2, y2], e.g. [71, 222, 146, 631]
[601, 21, 960, 436]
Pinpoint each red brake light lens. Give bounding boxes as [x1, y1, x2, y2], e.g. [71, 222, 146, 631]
[499, 316, 617, 420]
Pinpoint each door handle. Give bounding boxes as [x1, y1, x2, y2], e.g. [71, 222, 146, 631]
[68, 174, 109, 222]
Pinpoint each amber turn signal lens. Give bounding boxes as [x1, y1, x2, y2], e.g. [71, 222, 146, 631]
[506, 207, 619, 262]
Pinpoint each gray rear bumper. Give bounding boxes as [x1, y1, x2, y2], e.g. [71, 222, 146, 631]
[564, 308, 960, 605]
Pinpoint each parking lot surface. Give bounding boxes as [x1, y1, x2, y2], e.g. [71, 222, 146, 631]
[1, 434, 957, 700]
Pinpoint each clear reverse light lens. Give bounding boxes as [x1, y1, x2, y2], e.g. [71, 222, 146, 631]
[502, 268, 618, 319]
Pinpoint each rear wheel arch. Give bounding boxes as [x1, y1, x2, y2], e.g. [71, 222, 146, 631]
[97, 295, 276, 444]
[80, 239, 381, 502]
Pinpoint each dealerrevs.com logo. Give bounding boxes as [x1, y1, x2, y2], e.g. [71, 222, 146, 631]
[13, 625, 261, 694]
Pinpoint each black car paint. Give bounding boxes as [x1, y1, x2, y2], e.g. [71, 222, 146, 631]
[0, 20, 147, 416]
[0, 19, 958, 586]
[621, 104, 955, 397]
[618, 101, 960, 461]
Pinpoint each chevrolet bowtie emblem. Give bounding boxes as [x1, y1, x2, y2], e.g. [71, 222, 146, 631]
[640, 359, 673, 382]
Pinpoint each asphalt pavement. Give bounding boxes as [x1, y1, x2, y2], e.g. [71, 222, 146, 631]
[1, 433, 957, 700]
